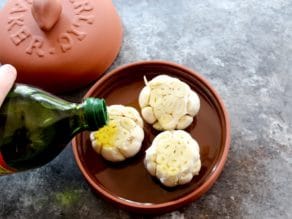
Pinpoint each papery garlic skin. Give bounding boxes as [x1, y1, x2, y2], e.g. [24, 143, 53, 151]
[90, 105, 144, 162]
[139, 75, 200, 130]
[144, 130, 201, 187]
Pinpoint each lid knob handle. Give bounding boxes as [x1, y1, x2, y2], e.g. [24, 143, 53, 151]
[31, 0, 62, 31]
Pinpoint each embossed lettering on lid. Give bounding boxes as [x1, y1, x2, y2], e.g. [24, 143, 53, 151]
[0, 0, 123, 93]
[6, 0, 94, 56]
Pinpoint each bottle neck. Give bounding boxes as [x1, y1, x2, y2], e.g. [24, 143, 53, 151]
[81, 98, 108, 131]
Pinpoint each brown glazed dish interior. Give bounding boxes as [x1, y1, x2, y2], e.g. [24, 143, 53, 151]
[72, 61, 231, 214]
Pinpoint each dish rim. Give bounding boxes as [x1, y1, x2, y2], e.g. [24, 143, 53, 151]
[72, 60, 231, 213]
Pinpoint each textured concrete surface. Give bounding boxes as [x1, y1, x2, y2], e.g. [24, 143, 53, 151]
[0, 0, 292, 218]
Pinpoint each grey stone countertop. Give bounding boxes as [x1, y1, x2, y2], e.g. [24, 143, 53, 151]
[0, 0, 291, 218]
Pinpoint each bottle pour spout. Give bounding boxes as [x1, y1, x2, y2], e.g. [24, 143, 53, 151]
[31, 0, 63, 31]
[84, 98, 108, 131]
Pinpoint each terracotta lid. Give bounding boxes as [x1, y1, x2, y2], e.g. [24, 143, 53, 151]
[0, 0, 123, 93]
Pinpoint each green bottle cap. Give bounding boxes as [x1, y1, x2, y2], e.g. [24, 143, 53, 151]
[84, 98, 108, 130]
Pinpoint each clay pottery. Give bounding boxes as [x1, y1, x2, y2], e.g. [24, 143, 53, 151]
[0, 0, 123, 93]
[72, 61, 231, 214]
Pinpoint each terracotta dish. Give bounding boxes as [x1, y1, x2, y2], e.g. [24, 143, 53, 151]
[72, 61, 231, 214]
[0, 0, 123, 93]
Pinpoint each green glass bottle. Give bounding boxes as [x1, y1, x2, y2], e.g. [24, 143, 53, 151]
[0, 84, 108, 175]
